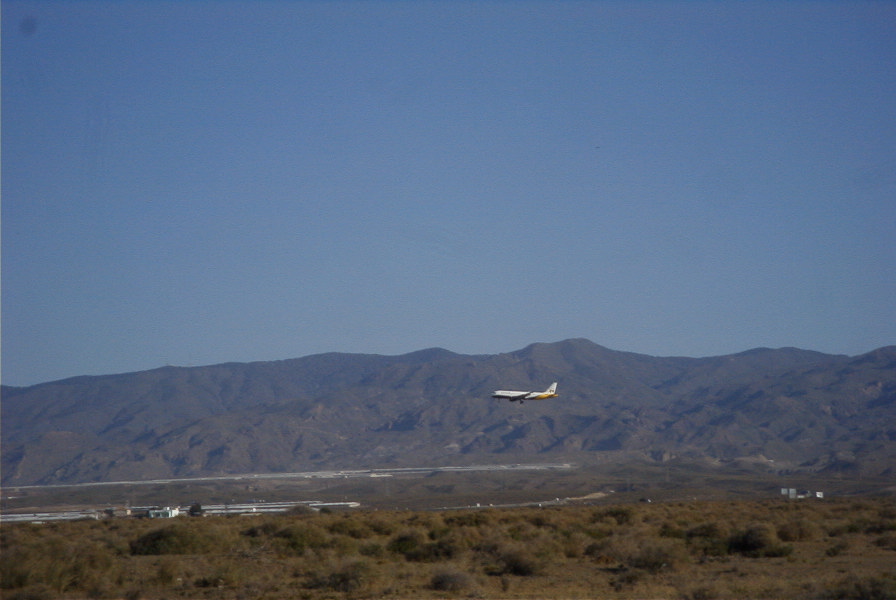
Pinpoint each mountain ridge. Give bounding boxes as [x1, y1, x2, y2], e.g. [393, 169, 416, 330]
[3, 339, 893, 486]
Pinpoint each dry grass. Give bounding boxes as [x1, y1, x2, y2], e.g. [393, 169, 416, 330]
[2, 497, 895, 599]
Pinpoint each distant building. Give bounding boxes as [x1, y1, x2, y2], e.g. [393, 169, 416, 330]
[148, 507, 180, 518]
[781, 488, 823, 500]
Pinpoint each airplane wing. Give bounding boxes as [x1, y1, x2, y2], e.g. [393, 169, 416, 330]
[491, 390, 531, 401]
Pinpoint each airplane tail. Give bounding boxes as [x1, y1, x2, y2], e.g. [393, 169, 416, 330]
[545, 382, 557, 395]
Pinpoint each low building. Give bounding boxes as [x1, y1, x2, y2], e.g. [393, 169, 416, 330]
[148, 506, 180, 518]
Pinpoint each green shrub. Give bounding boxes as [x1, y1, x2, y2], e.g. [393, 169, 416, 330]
[241, 520, 280, 538]
[130, 522, 232, 555]
[686, 521, 727, 540]
[2, 534, 119, 594]
[627, 538, 687, 573]
[595, 507, 635, 526]
[415, 536, 462, 561]
[864, 517, 896, 534]
[153, 556, 181, 585]
[729, 522, 792, 557]
[584, 540, 608, 560]
[192, 558, 251, 590]
[821, 575, 896, 600]
[686, 521, 731, 557]
[826, 539, 850, 557]
[358, 540, 384, 557]
[777, 518, 821, 542]
[559, 530, 590, 558]
[307, 559, 371, 593]
[659, 521, 686, 538]
[430, 567, 477, 592]
[681, 584, 723, 600]
[475, 536, 538, 576]
[364, 514, 398, 536]
[386, 529, 426, 557]
[4, 584, 55, 600]
[494, 543, 541, 576]
[328, 515, 374, 539]
[445, 510, 494, 527]
[874, 533, 896, 551]
[273, 522, 328, 554]
[610, 567, 642, 591]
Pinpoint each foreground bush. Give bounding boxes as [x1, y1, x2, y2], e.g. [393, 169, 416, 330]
[728, 522, 793, 557]
[821, 574, 896, 600]
[130, 521, 238, 555]
[306, 559, 372, 593]
[2, 498, 894, 599]
[429, 567, 478, 593]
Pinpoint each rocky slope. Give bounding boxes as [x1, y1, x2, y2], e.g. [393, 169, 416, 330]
[3, 339, 894, 485]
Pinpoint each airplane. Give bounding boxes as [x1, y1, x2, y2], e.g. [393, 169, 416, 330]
[491, 382, 558, 403]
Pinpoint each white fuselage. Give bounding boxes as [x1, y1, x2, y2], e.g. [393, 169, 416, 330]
[491, 382, 558, 402]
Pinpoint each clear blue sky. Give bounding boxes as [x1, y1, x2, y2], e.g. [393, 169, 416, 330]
[3, 1, 895, 386]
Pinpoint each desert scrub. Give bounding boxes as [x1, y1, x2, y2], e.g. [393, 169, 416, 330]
[305, 558, 372, 593]
[685, 521, 732, 557]
[820, 574, 896, 600]
[493, 543, 542, 576]
[1, 528, 120, 595]
[430, 566, 479, 593]
[658, 520, 687, 539]
[583, 533, 687, 573]
[473, 536, 543, 577]
[874, 532, 896, 551]
[627, 537, 688, 572]
[777, 517, 822, 542]
[383, 525, 457, 560]
[386, 528, 428, 558]
[826, 538, 850, 556]
[444, 508, 495, 527]
[270, 521, 330, 555]
[326, 513, 375, 538]
[728, 521, 793, 557]
[192, 556, 256, 590]
[593, 506, 636, 526]
[130, 520, 240, 555]
[558, 529, 592, 558]
[3, 498, 896, 600]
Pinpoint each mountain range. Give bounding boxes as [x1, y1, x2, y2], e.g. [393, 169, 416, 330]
[3, 338, 895, 486]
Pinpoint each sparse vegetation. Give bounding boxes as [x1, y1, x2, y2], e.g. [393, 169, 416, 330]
[2, 497, 895, 599]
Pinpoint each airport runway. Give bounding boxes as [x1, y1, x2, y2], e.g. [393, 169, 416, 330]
[2, 463, 576, 522]
[6, 462, 575, 490]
